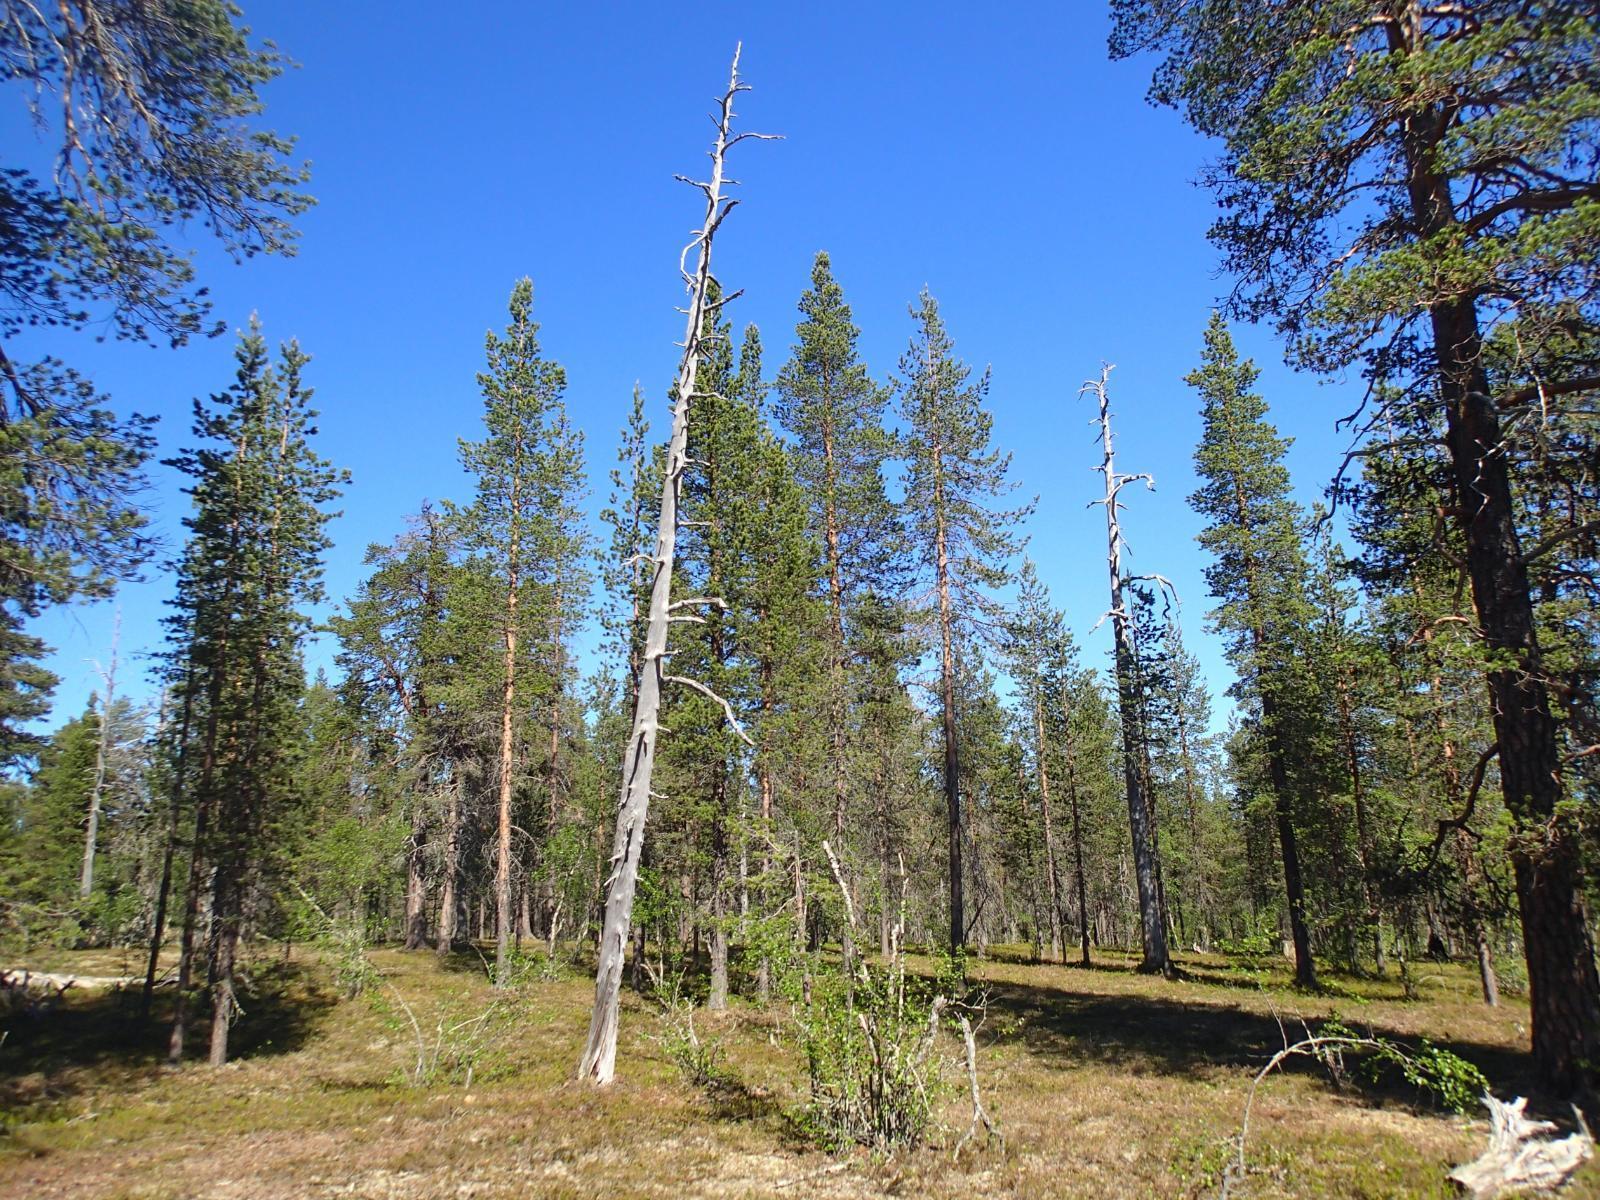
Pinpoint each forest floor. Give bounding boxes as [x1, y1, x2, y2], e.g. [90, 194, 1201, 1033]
[1, 942, 1596, 1199]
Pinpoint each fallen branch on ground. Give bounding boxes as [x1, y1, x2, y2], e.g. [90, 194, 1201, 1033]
[1449, 1094, 1593, 1199]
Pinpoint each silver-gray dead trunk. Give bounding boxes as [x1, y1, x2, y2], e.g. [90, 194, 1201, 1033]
[79, 614, 119, 899]
[579, 46, 771, 1084]
[1084, 366, 1170, 976]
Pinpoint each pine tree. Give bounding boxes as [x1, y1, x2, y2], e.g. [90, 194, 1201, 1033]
[898, 289, 1031, 950]
[333, 507, 463, 950]
[1, 3, 310, 756]
[1113, 0, 1600, 1092]
[1186, 315, 1322, 988]
[1005, 559, 1080, 963]
[453, 278, 581, 987]
[773, 252, 900, 954]
[0, 378, 153, 773]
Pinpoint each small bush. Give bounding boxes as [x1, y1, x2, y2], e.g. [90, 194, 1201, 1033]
[651, 972, 730, 1090]
[1318, 1018, 1488, 1113]
[788, 933, 982, 1152]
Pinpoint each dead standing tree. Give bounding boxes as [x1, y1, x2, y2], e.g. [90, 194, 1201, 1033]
[579, 46, 773, 1086]
[1084, 365, 1171, 976]
[80, 612, 120, 899]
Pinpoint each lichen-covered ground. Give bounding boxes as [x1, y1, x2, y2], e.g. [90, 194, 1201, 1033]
[3, 944, 1595, 1199]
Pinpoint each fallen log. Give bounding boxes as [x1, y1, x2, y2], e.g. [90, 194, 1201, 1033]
[1450, 1094, 1594, 1199]
[1, 968, 157, 991]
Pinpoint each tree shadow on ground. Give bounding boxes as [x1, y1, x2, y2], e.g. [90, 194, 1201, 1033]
[0, 960, 339, 1113]
[979, 970, 1535, 1104]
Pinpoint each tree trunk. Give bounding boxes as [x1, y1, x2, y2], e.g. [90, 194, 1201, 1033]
[207, 867, 239, 1066]
[820, 418, 857, 971]
[1088, 370, 1169, 975]
[1389, 56, 1600, 1083]
[143, 682, 191, 1019]
[580, 49, 758, 1084]
[543, 678, 562, 938]
[708, 767, 730, 1010]
[403, 802, 429, 950]
[494, 557, 519, 987]
[436, 776, 462, 959]
[167, 656, 228, 1064]
[930, 432, 964, 951]
[1260, 705, 1317, 989]
[1034, 690, 1065, 963]
[1065, 738, 1092, 968]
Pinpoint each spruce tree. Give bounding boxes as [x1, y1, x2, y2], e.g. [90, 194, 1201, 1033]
[1138, 610, 1223, 949]
[898, 289, 1031, 950]
[1187, 315, 1322, 988]
[164, 323, 341, 1064]
[0, 708, 100, 915]
[599, 385, 654, 696]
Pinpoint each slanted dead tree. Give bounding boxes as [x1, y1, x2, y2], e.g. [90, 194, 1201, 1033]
[1084, 365, 1170, 976]
[578, 45, 774, 1086]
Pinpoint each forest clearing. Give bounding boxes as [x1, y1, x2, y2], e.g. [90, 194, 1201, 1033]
[5, 944, 1590, 1200]
[5, 3, 1600, 1198]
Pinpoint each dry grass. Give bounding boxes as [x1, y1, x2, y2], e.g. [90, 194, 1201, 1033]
[2, 942, 1595, 1199]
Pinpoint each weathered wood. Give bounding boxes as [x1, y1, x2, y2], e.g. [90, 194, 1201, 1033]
[1083, 366, 1169, 976]
[578, 45, 773, 1085]
[1449, 1095, 1593, 1199]
[80, 614, 118, 899]
[3, 968, 149, 990]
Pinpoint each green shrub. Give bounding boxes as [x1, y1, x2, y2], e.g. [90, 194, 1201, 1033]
[1318, 1018, 1488, 1113]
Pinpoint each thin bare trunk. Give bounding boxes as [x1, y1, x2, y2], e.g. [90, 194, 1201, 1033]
[80, 614, 119, 899]
[143, 682, 189, 1019]
[1064, 730, 1091, 967]
[580, 48, 768, 1084]
[1084, 367, 1169, 975]
[436, 775, 462, 959]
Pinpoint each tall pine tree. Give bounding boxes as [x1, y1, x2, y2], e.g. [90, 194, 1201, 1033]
[898, 289, 1030, 950]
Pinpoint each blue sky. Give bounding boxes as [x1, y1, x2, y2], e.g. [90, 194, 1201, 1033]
[21, 2, 1365, 734]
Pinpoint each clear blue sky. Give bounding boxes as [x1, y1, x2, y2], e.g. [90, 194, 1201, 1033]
[23, 2, 1364, 734]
